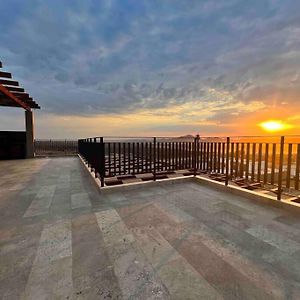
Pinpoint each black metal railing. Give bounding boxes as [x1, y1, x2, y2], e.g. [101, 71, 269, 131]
[78, 136, 300, 201]
[34, 139, 78, 156]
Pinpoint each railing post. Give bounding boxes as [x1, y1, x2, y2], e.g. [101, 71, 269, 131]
[296, 144, 300, 191]
[193, 136, 199, 176]
[87, 139, 90, 168]
[153, 137, 157, 181]
[93, 138, 97, 178]
[277, 136, 285, 200]
[99, 137, 105, 187]
[78, 139, 81, 155]
[225, 137, 230, 186]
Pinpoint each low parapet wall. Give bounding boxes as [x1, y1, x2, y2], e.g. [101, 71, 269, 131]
[0, 131, 26, 159]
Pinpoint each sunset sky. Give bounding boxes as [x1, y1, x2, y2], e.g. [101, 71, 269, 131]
[1, 0, 300, 138]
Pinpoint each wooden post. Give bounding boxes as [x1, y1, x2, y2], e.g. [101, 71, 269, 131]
[25, 110, 34, 158]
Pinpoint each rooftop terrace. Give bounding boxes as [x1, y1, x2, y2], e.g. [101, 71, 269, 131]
[1, 156, 300, 299]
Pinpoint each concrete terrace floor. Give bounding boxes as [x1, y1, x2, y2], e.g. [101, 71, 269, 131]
[1, 158, 300, 299]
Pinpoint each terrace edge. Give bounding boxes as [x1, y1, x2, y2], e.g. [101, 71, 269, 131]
[78, 154, 300, 215]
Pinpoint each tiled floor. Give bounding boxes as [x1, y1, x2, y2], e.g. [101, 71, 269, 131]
[1, 157, 300, 299]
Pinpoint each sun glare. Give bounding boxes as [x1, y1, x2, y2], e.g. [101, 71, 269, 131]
[259, 120, 291, 132]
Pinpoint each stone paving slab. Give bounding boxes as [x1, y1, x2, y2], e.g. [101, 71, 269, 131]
[1, 157, 300, 299]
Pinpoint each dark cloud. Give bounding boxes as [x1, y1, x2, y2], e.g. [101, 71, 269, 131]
[1, 0, 300, 117]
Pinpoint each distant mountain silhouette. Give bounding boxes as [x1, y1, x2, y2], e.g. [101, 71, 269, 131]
[179, 134, 194, 139]
[175, 134, 196, 141]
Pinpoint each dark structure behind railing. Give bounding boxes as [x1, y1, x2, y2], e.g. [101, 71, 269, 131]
[78, 136, 300, 201]
[34, 139, 78, 156]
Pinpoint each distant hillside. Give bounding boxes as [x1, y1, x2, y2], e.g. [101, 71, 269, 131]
[175, 134, 196, 141]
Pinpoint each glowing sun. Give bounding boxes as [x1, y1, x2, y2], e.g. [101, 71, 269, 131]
[259, 120, 292, 132]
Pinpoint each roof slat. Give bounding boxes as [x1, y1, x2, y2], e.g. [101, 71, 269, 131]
[12, 92, 30, 99]
[4, 86, 25, 93]
[0, 71, 12, 78]
[0, 79, 19, 86]
[0, 94, 39, 109]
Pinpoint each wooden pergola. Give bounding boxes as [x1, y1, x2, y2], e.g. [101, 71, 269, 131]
[0, 61, 40, 158]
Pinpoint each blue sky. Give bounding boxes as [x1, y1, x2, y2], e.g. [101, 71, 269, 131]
[1, 0, 300, 138]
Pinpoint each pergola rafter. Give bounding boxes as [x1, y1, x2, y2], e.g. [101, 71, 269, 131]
[0, 84, 30, 110]
[0, 61, 40, 110]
